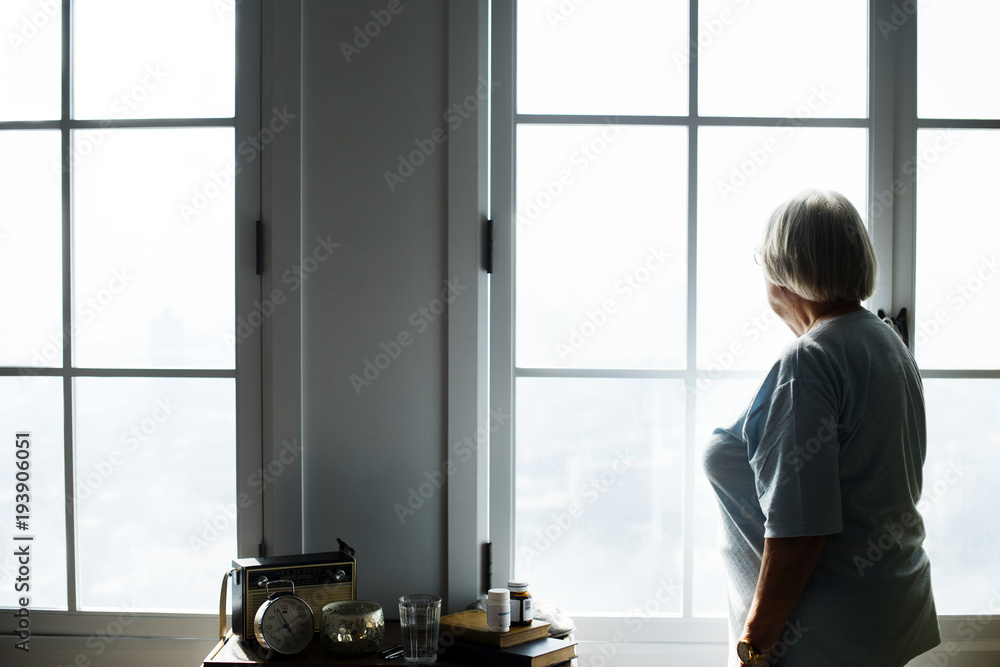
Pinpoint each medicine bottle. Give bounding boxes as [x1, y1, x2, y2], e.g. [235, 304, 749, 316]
[486, 588, 511, 633]
[507, 580, 532, 626]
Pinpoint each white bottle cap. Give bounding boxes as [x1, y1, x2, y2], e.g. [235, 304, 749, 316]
[488, 588, 510, 603]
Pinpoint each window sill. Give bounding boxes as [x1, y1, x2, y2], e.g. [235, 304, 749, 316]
[0, 635, 217, 667]
[574, 639, 1000, 667]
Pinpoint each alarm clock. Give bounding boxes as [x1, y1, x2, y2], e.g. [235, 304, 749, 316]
[253, 579, 315, 656]
[230, 546, 356, 641]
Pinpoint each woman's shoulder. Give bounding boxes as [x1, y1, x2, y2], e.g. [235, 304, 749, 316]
[788, 308, 914, 380]
[807, 308, 910, 357]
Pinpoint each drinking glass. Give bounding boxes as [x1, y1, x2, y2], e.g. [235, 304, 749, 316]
[398, 594, 442, 664]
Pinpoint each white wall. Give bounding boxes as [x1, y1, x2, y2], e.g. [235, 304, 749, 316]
[263, 0, 492, 617]
[302, 0, 451, 607]
[266, 0, 452, 611]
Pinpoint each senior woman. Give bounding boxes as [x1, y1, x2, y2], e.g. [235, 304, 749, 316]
[703, 190, 940, 666]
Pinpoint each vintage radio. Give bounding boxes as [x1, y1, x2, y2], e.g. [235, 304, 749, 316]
[230, 542, 356, 641]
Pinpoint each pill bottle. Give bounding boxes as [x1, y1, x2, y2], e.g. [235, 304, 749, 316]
[486, 588, 511, 633]
[507, 580, 533, 627]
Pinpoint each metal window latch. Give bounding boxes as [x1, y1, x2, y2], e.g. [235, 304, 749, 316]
[485, 219, 494, 275]
[878, 307, 909, 347]
[256, 220, 263, 275]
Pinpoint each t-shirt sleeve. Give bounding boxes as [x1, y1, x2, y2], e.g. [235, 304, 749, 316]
[745, 377, 843, 538]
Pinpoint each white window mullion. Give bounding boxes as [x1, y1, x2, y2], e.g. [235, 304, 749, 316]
[234, 0, 264, 562]
[60, 0, 78, 614]
[884, 0, 919, 332]
[489, 0, 517, 593]
[868, 0, 900, 320]
[446, 0, 492, 612]
[682, 0, 700, 619]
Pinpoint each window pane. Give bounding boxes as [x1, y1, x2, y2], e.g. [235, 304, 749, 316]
[693, 378, 763, 617]
[515, 378, 684, 614]
[918, 0, 1000, 119]
[73, 0, 235, 119]
[921, 380, 1000, 613]
[0, 1, 61, 121]
[698, 0, 867, 118]
[516, 125, 687, 369]
[697, 127, 868, 370]
[517, 0, 688, 116]
[0, 377, 67, 610]
[0, 131, 63, 367]
[72, 128, 235, 369]
[914, 130, 1000, 369]
[74, 377, 235, 612]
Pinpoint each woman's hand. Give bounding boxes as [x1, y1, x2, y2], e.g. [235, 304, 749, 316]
[741, 535, 827, 655]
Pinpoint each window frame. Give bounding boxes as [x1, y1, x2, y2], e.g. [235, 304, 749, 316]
[0, 0, 262, 642]
[488, 0, 1000, 645]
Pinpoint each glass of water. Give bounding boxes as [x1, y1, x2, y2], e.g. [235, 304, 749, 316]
[398, 594, 442, 663]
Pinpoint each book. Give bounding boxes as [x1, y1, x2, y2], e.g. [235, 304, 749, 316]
[438, 609, 550, 648]
[440, 637, 577, 667]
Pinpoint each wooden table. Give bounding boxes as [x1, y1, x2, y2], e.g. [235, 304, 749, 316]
[203, 621, 481, 666]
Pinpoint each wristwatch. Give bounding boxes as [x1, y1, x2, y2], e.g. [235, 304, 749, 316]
[737, 638, 771, 664]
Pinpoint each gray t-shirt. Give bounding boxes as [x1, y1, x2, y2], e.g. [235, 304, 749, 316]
[703, 309, 940, 666]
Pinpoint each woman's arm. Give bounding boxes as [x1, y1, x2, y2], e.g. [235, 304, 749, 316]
[740, 535, 827, 660]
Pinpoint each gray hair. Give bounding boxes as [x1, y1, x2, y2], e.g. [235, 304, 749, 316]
[758, 190, 878, 302]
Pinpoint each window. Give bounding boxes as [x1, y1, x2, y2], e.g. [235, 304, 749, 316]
[490, 0, 1000, 641]
[911, 0, 1000, 617]
[0, 0, 257, 634]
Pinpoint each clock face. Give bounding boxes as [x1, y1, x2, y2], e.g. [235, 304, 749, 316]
[254, 595, 315, 655]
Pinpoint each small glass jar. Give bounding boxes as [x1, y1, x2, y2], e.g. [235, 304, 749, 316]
[507, 580, 532, 627]
[486, 588, 511, 633]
